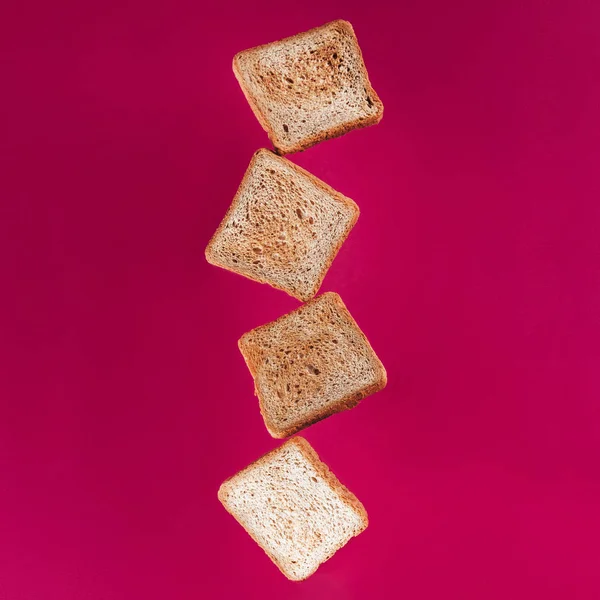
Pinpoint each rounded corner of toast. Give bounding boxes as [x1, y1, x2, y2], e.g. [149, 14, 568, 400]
[376, 363, 388, 389]
[237, 332, 252, 352]
[272, 141, 296, 156]
[331, 19, 354, 33]
[204, 243, 215, 262]
[288, 434, 308, 448]
[323, 290, 343, 305]
[266, 425, 289, 440]
[217, 481, 230, 504]
[253, 147, 270, 158]
[232, 50, 246, 69]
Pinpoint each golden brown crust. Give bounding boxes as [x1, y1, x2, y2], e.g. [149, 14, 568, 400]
[205, 150, 358, 301]
[232, 20, 383, 155]
[238, 292, 387, 438]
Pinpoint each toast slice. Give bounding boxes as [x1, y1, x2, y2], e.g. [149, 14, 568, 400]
[238, 292, 387, 438]
[218, 437, 368, 581]
[233, 20, 383, 154]
[205, 149, 359, 301]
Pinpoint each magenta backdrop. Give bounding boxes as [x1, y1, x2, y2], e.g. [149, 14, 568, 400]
[1, 1, 600, 599]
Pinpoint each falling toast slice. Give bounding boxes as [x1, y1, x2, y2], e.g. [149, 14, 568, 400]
[218, 436, 368, 581]
[205, 149, 359, 301]
[233, 20, 383, 154]
[238, 292, 387, 438]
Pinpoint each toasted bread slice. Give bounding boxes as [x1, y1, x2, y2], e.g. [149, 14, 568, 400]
[233, 20, 383, 154]
[205, 149, 358, 301]
[218, 436, 368, 581]
[238, 292, 387, 438]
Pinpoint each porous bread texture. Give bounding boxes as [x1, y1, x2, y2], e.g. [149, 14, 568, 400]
[233, 20, 383, 154]
[218, 437, 368, 581]
[205, 149, 358, 301]
[239, 292, 387, 438]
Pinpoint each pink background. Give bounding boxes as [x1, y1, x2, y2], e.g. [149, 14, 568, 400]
[1, 1, 600, 598]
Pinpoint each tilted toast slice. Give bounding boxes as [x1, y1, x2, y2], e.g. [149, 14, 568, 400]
[205, 149, 358, 301]
[218, 437, 368, 581]
[238, 292, 387, 438]
[233, 20, 383, 154]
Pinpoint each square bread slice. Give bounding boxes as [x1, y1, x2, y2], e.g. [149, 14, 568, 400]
[205, 149, 358, 301]
[233, 20, 383, 154]
[238, 292, 387, 438]
[218, 436, 368, 581]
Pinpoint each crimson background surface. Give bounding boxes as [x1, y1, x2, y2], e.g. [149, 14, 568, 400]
[1, 1, 600, 598]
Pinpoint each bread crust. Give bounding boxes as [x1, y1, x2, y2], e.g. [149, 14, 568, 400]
[218, 437, 368, 580]
[238, 292, 387, 438]
[232, 20, 383, 155]
[205, 149, 359, 301]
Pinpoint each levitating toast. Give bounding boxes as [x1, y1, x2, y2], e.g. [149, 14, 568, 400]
[218, 437, 368, 580]
[205, 149, 359, 301]
[233, 20, 383, 154]
[239, 292, 387, 438]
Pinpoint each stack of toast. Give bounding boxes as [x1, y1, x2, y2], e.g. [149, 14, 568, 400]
[206, 20, 385, 581]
